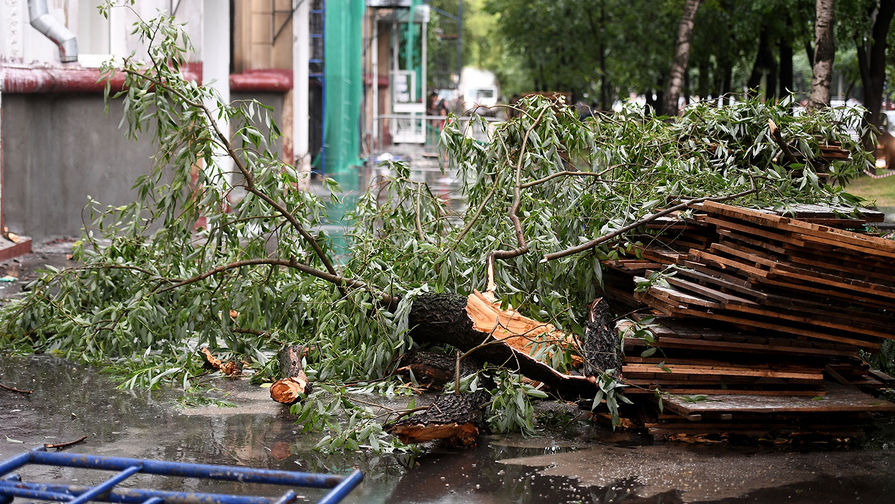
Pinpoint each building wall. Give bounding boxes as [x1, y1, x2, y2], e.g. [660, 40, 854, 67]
[231, 91, 285, 154]
[0, 1, 307, 240]
[1, 91, 286, 241]
[1, 94, 157, 240]
[233, 0, 293, 72]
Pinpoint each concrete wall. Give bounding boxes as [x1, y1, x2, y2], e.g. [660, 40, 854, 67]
[2, 92, 286, 241]
[2, 94, 156, 240]
[232, 92, 285, 157]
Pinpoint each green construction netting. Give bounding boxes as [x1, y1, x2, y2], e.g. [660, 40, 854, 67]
[324, 0, 365, 178]
[403, 0, 423, 100]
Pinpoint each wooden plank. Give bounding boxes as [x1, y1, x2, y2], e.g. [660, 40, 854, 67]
[629, 387, 824, 397]
[709, 242, 779, 268]
[621, 363, 822, 380]
[794, 231, 895, 260]
[701, 201, 895, 255]
[643, 281, 724, 309]
[664, 276, 758, 306]
[659, 382, 895, 415]
[717, 228, 788, 255]
[699, 215, 806, 247]
[644, 301, 880, 349]
[689, 249, 769, 278]
[767, 263, 895, 301]
[623, 335, 856, 358]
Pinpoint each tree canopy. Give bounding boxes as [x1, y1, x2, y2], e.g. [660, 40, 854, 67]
[471, 0, 894, 118]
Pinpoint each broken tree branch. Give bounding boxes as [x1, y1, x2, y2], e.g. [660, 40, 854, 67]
[408, 292, 596, 399]
[542, 187, 758, 262]
[44, 435, 87, 450]
[768, 119, 801, 167]
[0, 383, 33, 395]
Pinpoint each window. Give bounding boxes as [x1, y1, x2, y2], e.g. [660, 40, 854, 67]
[77, 0, 126, 67]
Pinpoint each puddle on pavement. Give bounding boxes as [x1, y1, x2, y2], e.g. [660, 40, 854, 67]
[3, 355, 895, 503]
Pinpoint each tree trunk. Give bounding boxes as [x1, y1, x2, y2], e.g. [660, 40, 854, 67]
[580, 298, 620, 376]
[779, 33, 794, 97]
[388, 390, 489, 448]
[720, 60, 733, 96]
[857, 0, 895, 129]
[697, 58, 710, 98]
[407, 293, 596, 399]
[662, 0, 703, 116]
[765, 54, 778, 101]
[747, 26, 776, 99]
[808, 0, 835, 109]
[600, 1, 609, 111]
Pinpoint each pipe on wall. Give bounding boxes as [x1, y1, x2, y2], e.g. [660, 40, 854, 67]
[28, 0, 78, 63]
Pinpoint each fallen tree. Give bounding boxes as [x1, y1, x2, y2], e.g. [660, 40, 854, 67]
[0, 6, 878, 452]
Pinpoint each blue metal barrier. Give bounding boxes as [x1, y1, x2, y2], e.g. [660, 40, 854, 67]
[0, 448, 362, 504]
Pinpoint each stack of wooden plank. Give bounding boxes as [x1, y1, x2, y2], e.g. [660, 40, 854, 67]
[600, 201, 895, 441]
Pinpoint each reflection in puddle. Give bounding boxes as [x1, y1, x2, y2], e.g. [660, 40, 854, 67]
[3, 355, 895, 503]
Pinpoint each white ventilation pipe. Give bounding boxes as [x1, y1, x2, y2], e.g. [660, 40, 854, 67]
[28, 0, 78, 63]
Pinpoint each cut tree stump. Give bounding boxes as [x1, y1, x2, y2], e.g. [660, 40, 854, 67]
[387, 391, 489, 448]
[269, 345, 311, 405]
[407, 292, 597, 400]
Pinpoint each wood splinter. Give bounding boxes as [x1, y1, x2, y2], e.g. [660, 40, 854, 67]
[200, 347, 242, 377]
[269, 345, 312, 405]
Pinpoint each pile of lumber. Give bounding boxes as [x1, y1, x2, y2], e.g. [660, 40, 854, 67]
[602, 201, 895, 441]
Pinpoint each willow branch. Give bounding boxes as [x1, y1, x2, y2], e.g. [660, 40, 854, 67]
[491, 107, 549, 262]
[414, 183, 425, 241]
[542, 187, 758, 262]
[121, 67, 345, 296]
[520, 165, 618, 189]
[153, 257, 397, 306]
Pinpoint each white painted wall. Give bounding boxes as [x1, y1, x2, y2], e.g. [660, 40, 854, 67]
[0, 0, 205, 66]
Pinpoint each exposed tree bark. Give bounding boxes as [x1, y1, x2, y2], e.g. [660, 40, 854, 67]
[808, 0, 835, 109]
[580, 298, 620, 376]
[662, 0, 703, 115]
[387, 391, 489, 448]
[856, 0, 895, 129]
[395, 350, 481, 389]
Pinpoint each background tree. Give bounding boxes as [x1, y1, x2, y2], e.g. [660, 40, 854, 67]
[809, 0, 836, 108]
[851, 0, 895, 128]
[662, 0, 702, 115]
